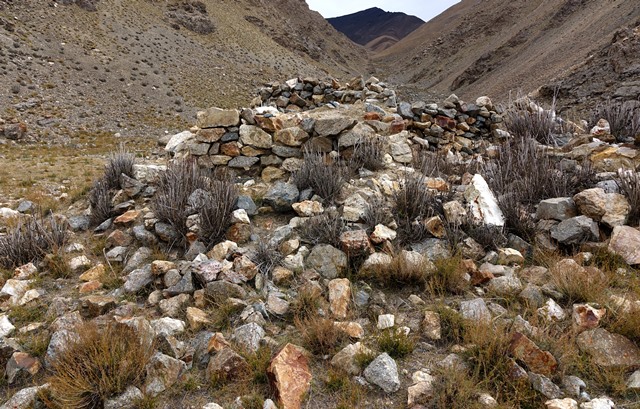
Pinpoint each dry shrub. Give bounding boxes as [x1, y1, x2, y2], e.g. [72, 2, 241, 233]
[198, 173, 238, 249]
[293, 147, 348, 203]
[428, 366, 481, 409]
[298, 210, 345, 247]
[350, 136, 386, 171]
[0, 214, 68, 269]
[88, 178, 113, 226]
[251, 240, 283, 276]
[152, 158, 211, 244]
[377, 328, 415, 359]
[325, 368, 365, 409]
[295, 315, 346, 355]
[362, 195, 393, 232]
[617, 169, 640, 226]
[604, 304, 640, 345]
[153, 159, 236, 248]
[427, 254, 469, 297]
[504, 96, 558, 145]
[592, 99, 640, 142]
[394, 172, 446, 245]
[44, 321, 153, 409]
[436, 305, 465, 345]
[103, 146, 136, 190]
[482, 138, 594, 240]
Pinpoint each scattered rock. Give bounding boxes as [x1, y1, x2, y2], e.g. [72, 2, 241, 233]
[363, 353, 400, 393]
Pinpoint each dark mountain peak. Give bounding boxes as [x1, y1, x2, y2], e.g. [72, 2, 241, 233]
[327, 7, 424, 51]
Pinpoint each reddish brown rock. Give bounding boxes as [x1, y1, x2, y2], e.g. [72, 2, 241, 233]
[79, 280, 103, 293]
[6, 351, 41, 384]
[220, 142, 241, 157]
[114, 210, 140, 226]
[207, 333, 231, 354]
[364, 112, 382, 121]
[268, 343, 312, 409]
[339, 230, 373, 257]
[106, 230, 133, 248]
[509, 332, 558, 375]
[435, 115, 456, 131]
[226, 223, 251, 244]
[389, 119, 406, 134]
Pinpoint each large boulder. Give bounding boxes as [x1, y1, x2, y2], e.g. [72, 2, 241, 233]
[267, 344, 312, 409]
[608, 226, 640, 265]
[196, 108, 240, 128]
[305, 245, 348, 279]
[550, 216, 599, 245]
[576, 328, 640, 368]
[363, 353, 400, 393]
[573, 188, 630, 227]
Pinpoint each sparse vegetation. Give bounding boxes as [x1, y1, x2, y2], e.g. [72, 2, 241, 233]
[350, 136, 386, 171]
[198, 172, 238, 249]
[617, 169, 640, 226]
[251, 240, 284, 276]
[360, 250, 430, 288]
[362, 195, 393, 232]
[393, 172, 446, 244]
[504, 97, 558, 145]
[293, 147, 348, 203]
[44, 321, 153, 409]
[592, 99, 640, 142]
[298, 210, 345, 248]
[295, 315, 346, 355]
[103, 146, 136, 190]
[482, 136, 594, 240]
[0, 214, 68, 269]
[427, 254, 469, 297]
[377, 328, 415, 358]
[88, 178, 113, 226]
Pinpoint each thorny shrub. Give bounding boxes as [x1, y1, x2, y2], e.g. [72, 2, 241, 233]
[617, 169, 640, 226]
[293, 147, 348, 203]
[504, 96, 559, 145]
[88, 178, 113, 226]
[103, 146, 136, 190]
[0, 213, 68, 269]
[350, 136, 386, 171]
[298, 210, 345, 248]
[591, 99, 640, 142]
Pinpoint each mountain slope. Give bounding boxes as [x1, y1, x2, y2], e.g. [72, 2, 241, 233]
[0, 0, 366, 138]
[328, 7, 424, 51]
[375, 0, 640, 110]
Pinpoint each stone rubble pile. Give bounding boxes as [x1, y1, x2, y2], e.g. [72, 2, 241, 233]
[1, 78, 640, 409]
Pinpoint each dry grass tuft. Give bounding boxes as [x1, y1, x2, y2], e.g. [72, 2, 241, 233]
[393, 172, 445, 245]
[550, 265, 611, 305]
[44, 321, 153, 409]
[88, 178, 113, 226]
[427, 254, 469, 297]
[295, 315, 346, 355]
[198, 173, 238, 249]
[251, 240, 284, 277]
[290, 287, 323, 321]
[362, 195, 393, 232]
[359, 251, 431, 288]
[377, 328, 415, 359]
[592, 99, 640, 142]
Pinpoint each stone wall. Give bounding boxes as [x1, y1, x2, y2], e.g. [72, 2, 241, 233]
[163, 77, 507, 180]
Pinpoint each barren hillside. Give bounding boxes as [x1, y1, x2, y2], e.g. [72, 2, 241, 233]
[376, 0, 640, 111]
[0, 0, 367, 138]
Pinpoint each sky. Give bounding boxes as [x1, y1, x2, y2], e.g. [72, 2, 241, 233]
[305, 0, 460, 23]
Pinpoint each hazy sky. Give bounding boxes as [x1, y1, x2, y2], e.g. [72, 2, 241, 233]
[306, 0, 460, 22]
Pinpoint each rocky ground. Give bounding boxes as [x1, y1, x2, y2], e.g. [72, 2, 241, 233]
[0, 77, 640, 409]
